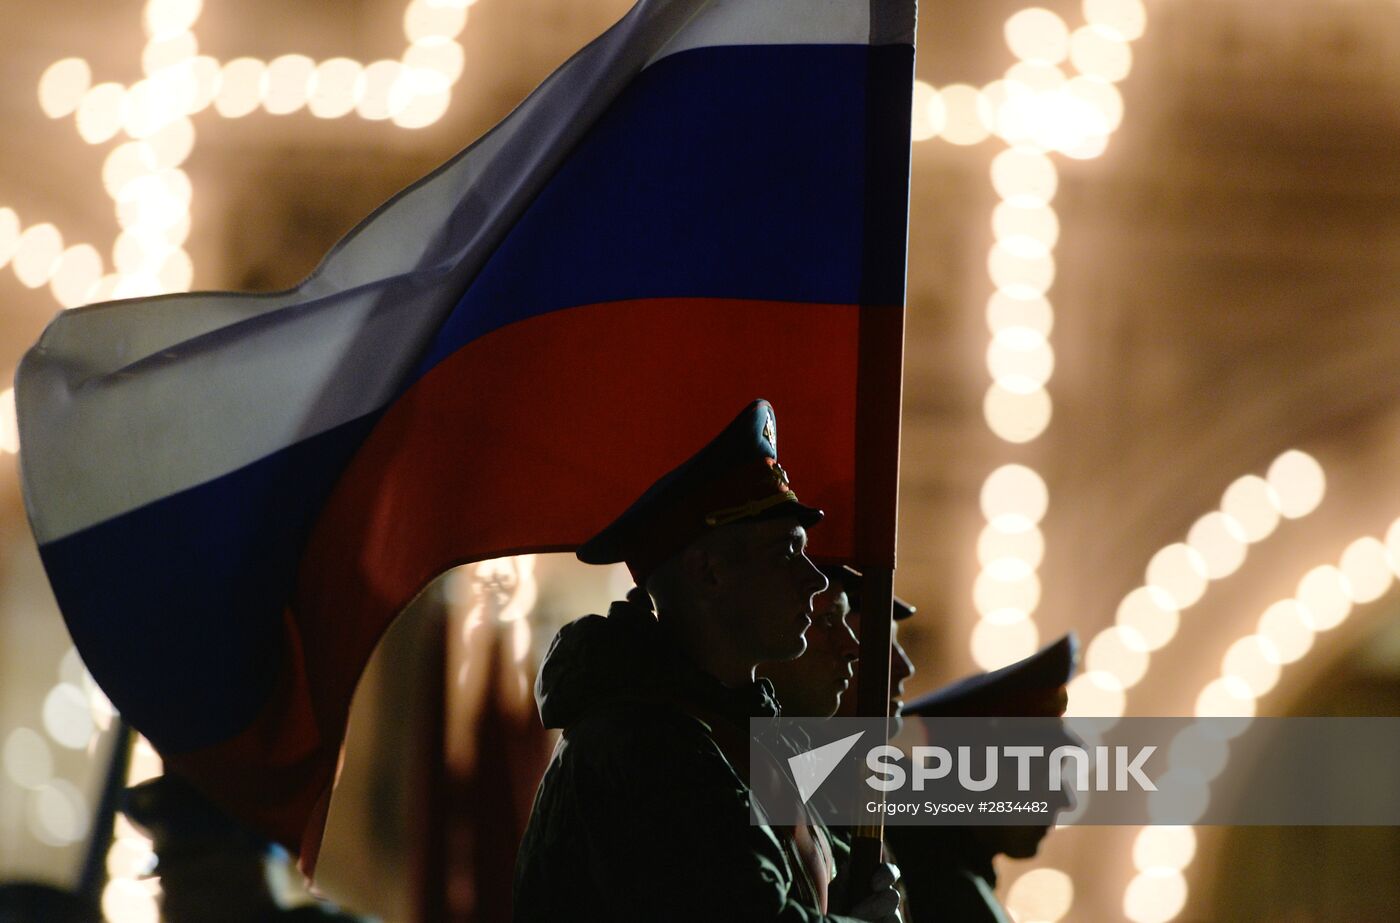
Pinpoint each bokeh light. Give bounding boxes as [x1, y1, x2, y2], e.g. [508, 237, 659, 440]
[1295, 564, 1352, 631]
[1065, 670, 1126, 719]
[1132, 825, 1196, 872]
[938, 84, 989, 145]
[1220, 474, 1281, 543]
[1005, 867, 1074, 922]
[1256, 599, 1314, 664]
[1115, 586, 1181, 652]
[1005, 8, 1070, 64]
[983, 383, 1052, 443]
[1266, 449, 1325, 519]
[38, 58, 92, 119]
[1145, 543, 1209, 609]
[1086, 625, 1150, 688]
[987, 290, 1053, 337]
[980, 464, 1050, 532]
[971, 617, 1040, 670]
[1185, 511, 1247, 580]
[3, 727, 54, 790]
[13, 222, 64, 289]
[1338, 536, 1393, 603]
[1123, 869, 1188, 923]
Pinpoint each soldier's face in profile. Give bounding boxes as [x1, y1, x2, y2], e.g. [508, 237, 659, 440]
[710, 516, 828, 664]
[758, 583, 859, 717]
[835, 613, 916, 721]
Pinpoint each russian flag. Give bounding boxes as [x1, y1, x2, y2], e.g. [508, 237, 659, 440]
[17, 0, 914, 867]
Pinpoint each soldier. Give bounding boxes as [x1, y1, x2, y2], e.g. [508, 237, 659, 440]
[886, 635, 1078, 923]
[760, 565, 916, 721]
[829, 566, 918, 727]
[513, 400, 901, 922]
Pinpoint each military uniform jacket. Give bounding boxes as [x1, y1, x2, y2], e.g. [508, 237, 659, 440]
[513, 601, 865, 923]
[884, 826, 1010, 923]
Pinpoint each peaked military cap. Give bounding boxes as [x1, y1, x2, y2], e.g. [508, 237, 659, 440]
[576, 400, 823, 583]
[822, 564, 916, 621]
[903, 632, 1078, 718]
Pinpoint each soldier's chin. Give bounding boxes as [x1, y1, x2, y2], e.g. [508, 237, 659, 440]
[998, 825, 1050, 859]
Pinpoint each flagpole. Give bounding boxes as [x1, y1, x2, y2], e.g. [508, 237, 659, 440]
[842, 0, 916, 901]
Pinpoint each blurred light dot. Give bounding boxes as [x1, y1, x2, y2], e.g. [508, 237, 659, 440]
[1007, 63, 1067, 101]
[987, 328, 1055, 392]
[157, 248, 194, 292]
[971, 618, 1040, 670]
[38, 58, 92, 118]
[992, 201, 1059, 256]
[392, 87, 452, 128]
[1065, 670, 1126, 719]
[1133, 826, 1196, 873]
[142, 30, 197, 74]
[104, 142, 158, 197]
[989, 245, 1056, 299]
[43, 682, 95, 749]
[405, 38, 466, 87]
[149, 116, 196, 168]
[264, 54, 316, 115]
[30, 779, 89, 846]
[910, 80, 943, 142]
[1085, 0, 1148, 41]
[3, 728, 54, 789]
[0, 208, 19, 269]
[1220, 474, 1281, 543]
[124, 76, 187, 139]
[114, 229, 159, 274]
[1167, 723, 1230, 780]
[984, 383, 1052, 444]
[1005, 8, 1070, 63]
[981, 464, 1049, 532]
[1186, 511, 1248, 580]
[1147, 769, 1212, 824]
[1195, 676, 1256, 718]
[182, 55, 222, 115]
[991, 146, 1058, 205]
[987, 290, 1053, 337]
[1146, 543, 1209, 609]
[939, 84, 989, 145]
[114, 274, 163, 300]
[0, 388, 17, 455]
[88, 274, 121, 304]
[1266, 449, 1325, 519]
[1339, 536, 1393, 603]
[144, 0, 203, 40]
[405, 0, 468, 41]
[51, 244, 104, 308]
[102, 878, 161, 923]
[974, 570, 1041, 620]
[1222, 635, 1281, 697]
[76, 82, 128, 144]
[1123, 869, 1187, 923]
[358, 60, 407, 121]
[1059, 132, 1110, 160]
[1065, 75, 1123, 132]
[1296, 564, 1351, 631]
[978, 524, 1045, 575]
[1086, 626, 1150, 688]
[309, 58, 364, 119]
[1116, 586, 1180, 652]
[1005, 867, 1074, 922]
[1257, 599, 1313, 664]
[14, 223, 64, 288]
[215, 58, 265, 118]
[1070, 25, 1133, 83]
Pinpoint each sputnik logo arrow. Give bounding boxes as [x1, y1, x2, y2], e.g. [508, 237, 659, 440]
[787, 731, 865, 804]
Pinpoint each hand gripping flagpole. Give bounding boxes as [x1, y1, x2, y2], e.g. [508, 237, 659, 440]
[839, 0, 916, 908]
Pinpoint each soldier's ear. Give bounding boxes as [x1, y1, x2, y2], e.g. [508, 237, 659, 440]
[680, 542, 723, 593]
